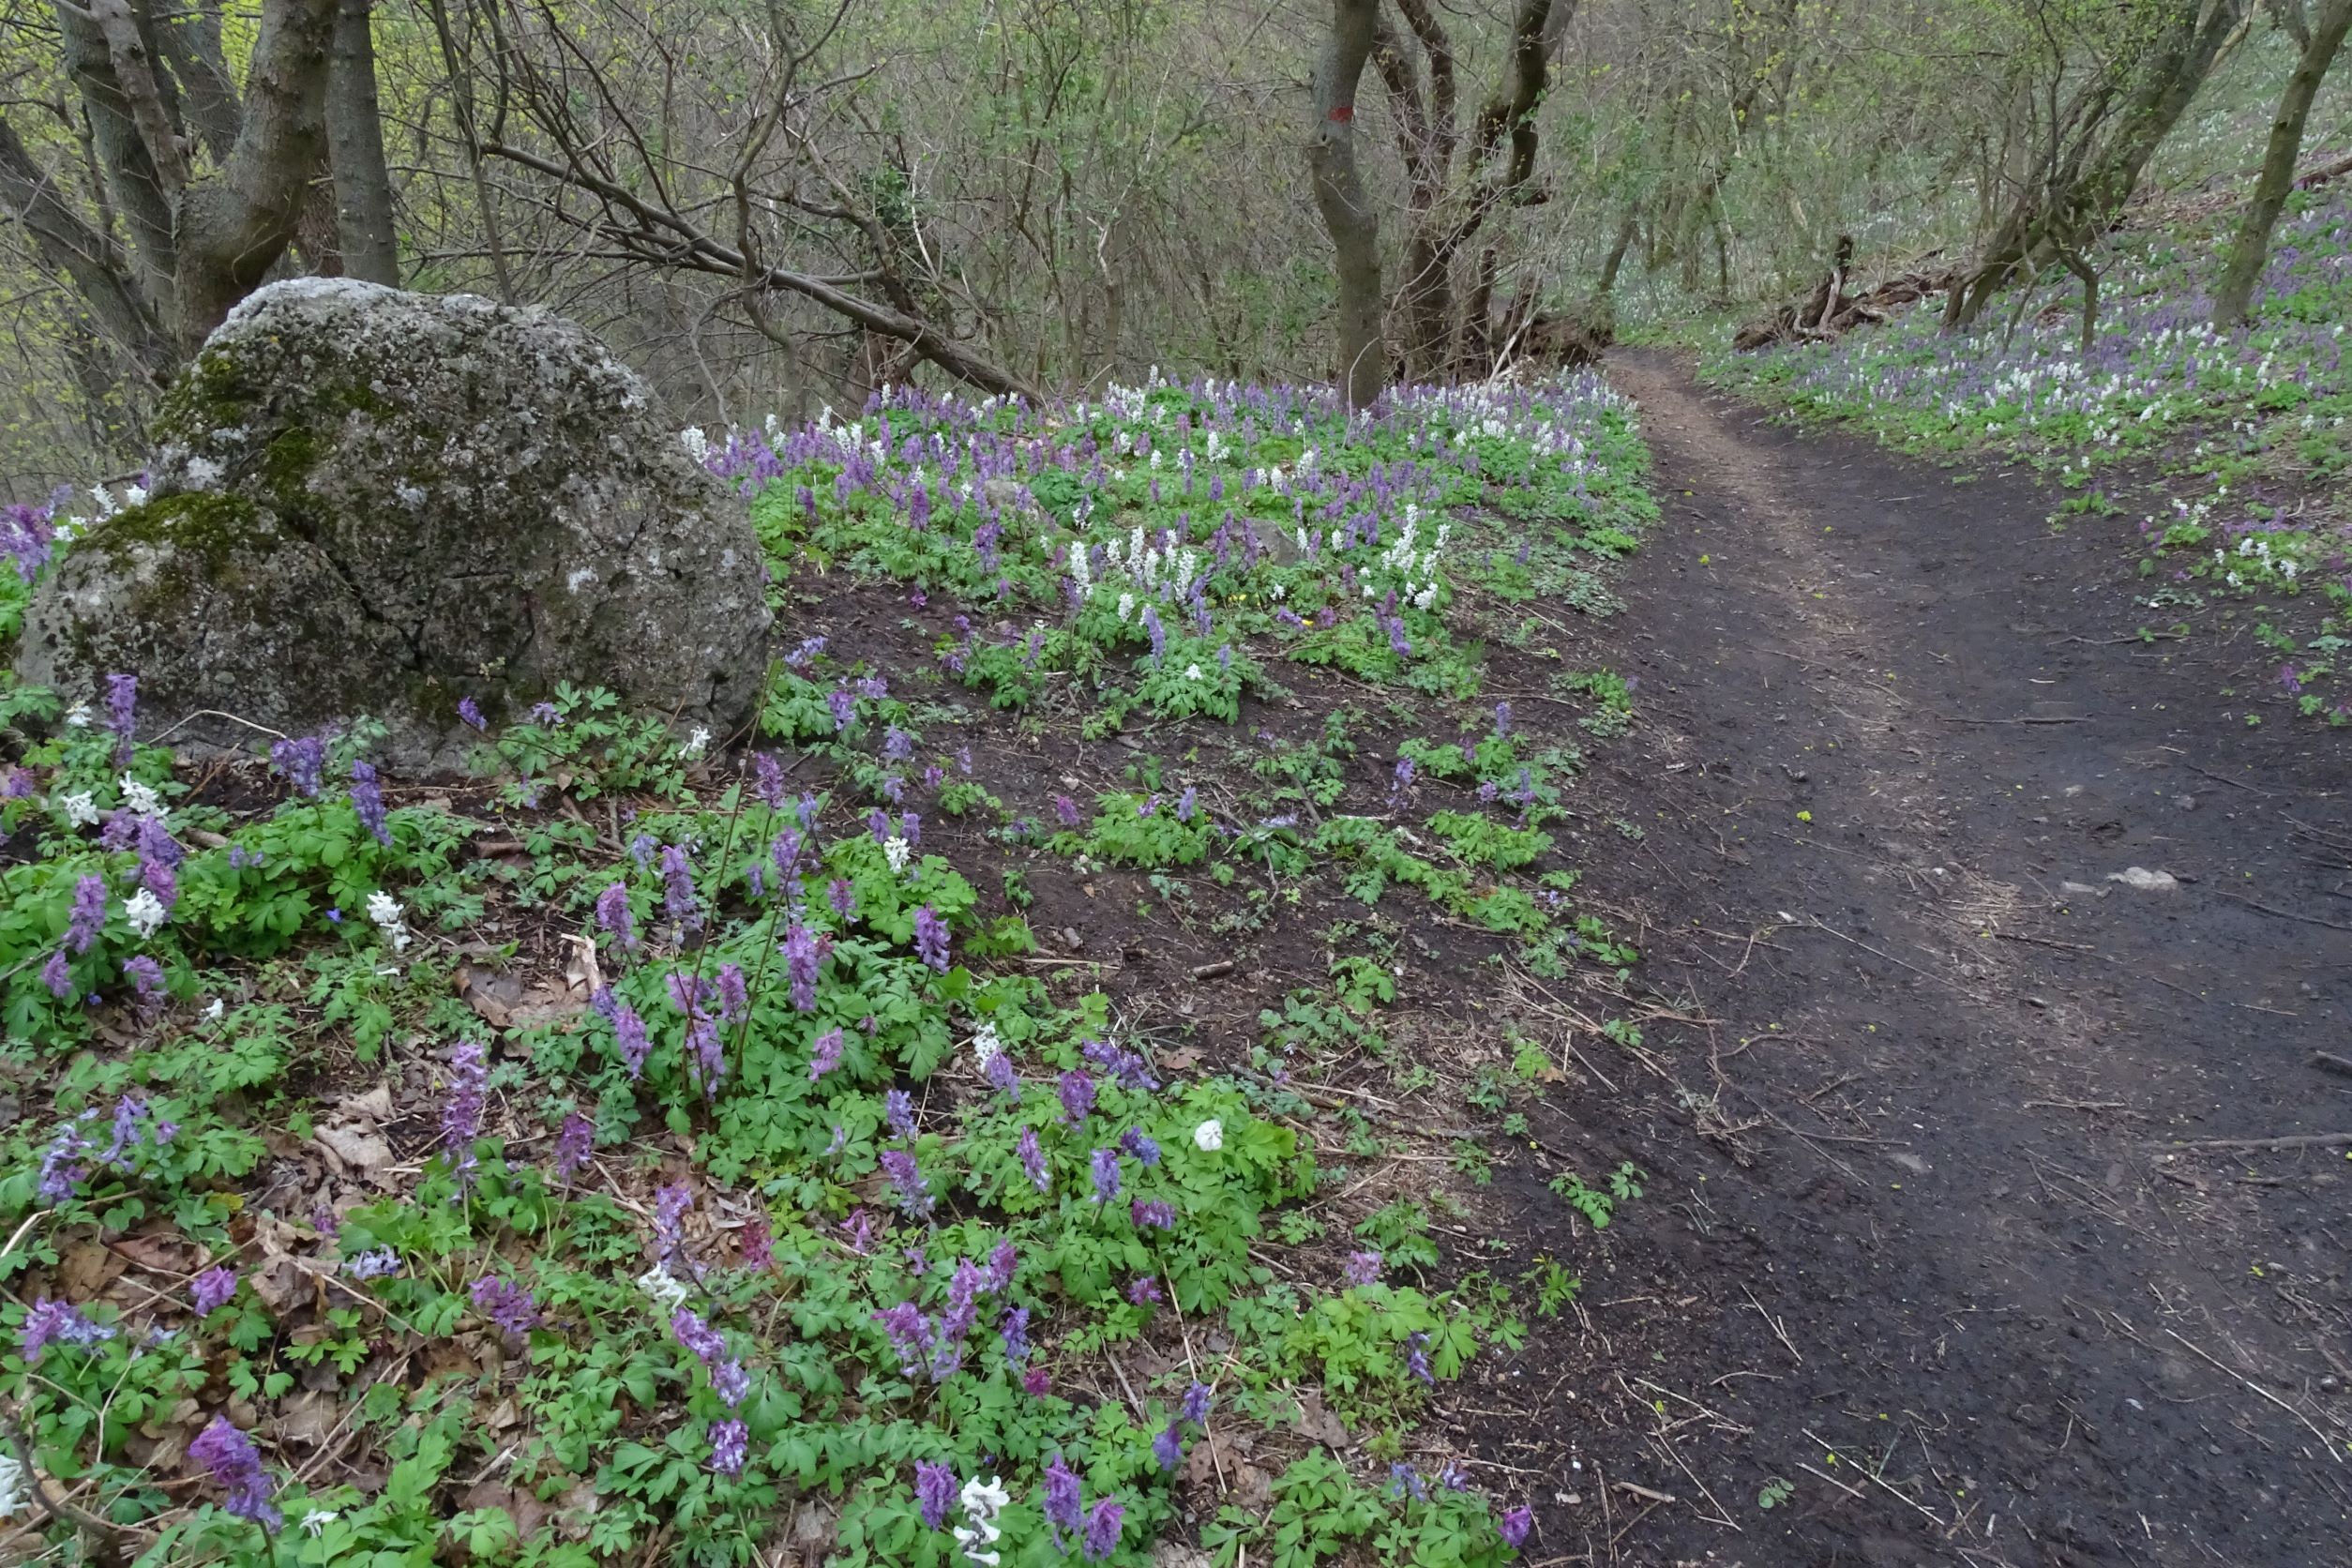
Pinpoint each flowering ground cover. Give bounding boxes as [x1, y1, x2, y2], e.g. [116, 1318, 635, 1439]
[1701, 187, 2352, 726]
[0, 371, 1662, 1565]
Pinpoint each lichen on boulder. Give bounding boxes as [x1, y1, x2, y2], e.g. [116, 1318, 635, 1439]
[16, 279, 772, 768]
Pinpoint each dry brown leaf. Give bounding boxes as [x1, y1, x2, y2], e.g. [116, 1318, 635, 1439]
[457, 962, 520, 1030]
[1294, 1388, 1350, 1449]
[59, 1239, 126, 1296]
[314, 1121, 395, 1179]
[275, 1388, 341, 1449]
[560, 932, 605, 998]
[338, 1083, 396, 1122]
[249, 1255, 309, 1314]
[112, 1230, 203, 1275]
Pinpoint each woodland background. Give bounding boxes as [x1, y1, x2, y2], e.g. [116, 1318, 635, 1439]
[0, 0, 2345, 493]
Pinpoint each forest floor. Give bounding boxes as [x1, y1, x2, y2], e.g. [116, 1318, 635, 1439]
[1487, 349, 2352, 1567]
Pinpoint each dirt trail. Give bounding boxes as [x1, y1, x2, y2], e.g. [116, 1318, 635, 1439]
[1494, 352, 2352, 1566]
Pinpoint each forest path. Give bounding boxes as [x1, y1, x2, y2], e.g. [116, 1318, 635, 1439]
[1540, 351, 2352, 1566]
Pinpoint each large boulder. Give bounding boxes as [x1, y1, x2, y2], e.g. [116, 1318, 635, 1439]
[16, 279, 771, 769]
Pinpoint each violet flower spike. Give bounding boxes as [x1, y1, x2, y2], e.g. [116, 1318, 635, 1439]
[1081, 1497, 1124, 1561]
[708, 1418, 748, 1476]
[1017, 1126, 1049, 1192]
[188, 1415, 282, 1530]
[551, 1113, 594, 1184]
[807, 1026, 844, 1080]
[915, 1459, 957, 1530]
[441, 1042, 487, 1186]
[1041, 1455, 1082, 1550]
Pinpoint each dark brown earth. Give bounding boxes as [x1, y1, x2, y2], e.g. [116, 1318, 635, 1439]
[1462, 351, 2352, 1567]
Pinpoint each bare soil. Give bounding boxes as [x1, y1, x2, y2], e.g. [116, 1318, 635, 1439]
[1458, 350, 2352, 1567]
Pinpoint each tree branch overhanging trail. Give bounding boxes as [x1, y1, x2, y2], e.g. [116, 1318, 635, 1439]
[479, 142, 1038, 401]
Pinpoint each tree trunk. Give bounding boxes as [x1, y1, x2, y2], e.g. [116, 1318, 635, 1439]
[0, 116, 173, 376]
[1309, 0, 1384, 409]
[327, 0, 400, 284]
[1595, 207, 1637, 295]
[173, 0, 339, 347]
[2213, 0, 2352, 326]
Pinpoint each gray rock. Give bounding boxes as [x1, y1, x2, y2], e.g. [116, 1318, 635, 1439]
[17, 279, 770, 770]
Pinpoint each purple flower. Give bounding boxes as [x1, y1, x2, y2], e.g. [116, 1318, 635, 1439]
[442, 1042, 487, 1185]
[653, 1183, 693, 1266]
[827, 688, 857, 733]
[750, 750, 787, 807]
[349, 761, 390, 845]
[21, 1298, 111, 1361]
[1054, 793, 1081, 829]
[1176, 786, 1197, 822]
[190, 1266, 239, 1315]
[912, 905, 950, 972]
[1058, 1070, 1095, 1126]
[270, 735, 325, 796]
[65, 874, 106, 954]
[875, 1301, 933, 1375]
[105, 672, 136, 757]
[770, 829, 804, 887]
[188, 1415, 281, 1530]
[1126, 1274, 1162, 1305]
[1495, 701, 1512, 736]
[783, 923, 823, 1011]
[1500, 1505, 1533, 1548]
[660, 845, 701, 932]
[1131, 1199, 1175, 1230]
[884, 1089, 917, 1140]
[899, 811, 921, 847]
[708, 1418, 748, 1476]
[1153, 1423, 1185, 1470]
[1181, 1381, 1212, 1425]
[1017, 1126, 1049, 1192]
[741, 1215, 774, 1270]
[716, 962, 748, 1024]
[1082, 1497, 1124, 1560]
[342, 1247, 400, 1280]
[38, 949, 72, 1003]
[1023, 1365, 1052, 1395]
[1000, 1304, 1032, 1364]
[1407, 1329, 1433, 1385]
[672, 1307, 749, 1405]
[595, 883, 636, 954]
[458, 696, 487, 730]
[840, 1208, 875, 1253]
[552, 1113, 593, 1184]
[807, 1026, 844, 1080]
[984, 1239, 1017, 1293]
[985, 1050, 1022, 1102]
[124, 954, 165, 1012]
[1089, 1148, 1121, 1204]
[1083, 1038, 1159, 1092]
[1119, 1128, 1161, 1167]
[1042, 1454, 1083, 1548]
[1388, 1462, 1427, 1501]
[471, 1276, 539, 1338]
[915, 1458, 957, 1530]
[881, 1149, 934, 1216]
[827, 878, 858, 921]
[611, 1002, 651, 1078]
[98, 1093, 153, 1168]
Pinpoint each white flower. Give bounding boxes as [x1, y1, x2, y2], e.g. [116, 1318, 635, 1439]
[203, 998, 224, 1021]
[1116, 592, 1136, 623]
[120, 775, 162, 817]
[680, 426, 710, 461]
[298, 1509, 339, 1537]
[955, 1475, 1010, 1566]
[679, 726, 711, 760]
[0, 1449, 25, 1519]
[635, 1265, 690, 1310]
[1184, 664, 1204, 681]
[1193, 1119, 1224, 1153]
[971, 1021, 1003, 1070]
[63, 703, 92, 729]
[57, 791, 98, 827]
[882, 836, 913, 874]
[124, 887, 167, 940]
[366, 891, 412, 954]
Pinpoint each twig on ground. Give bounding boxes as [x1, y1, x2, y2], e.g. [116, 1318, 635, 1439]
[2210, 891, 2352, 933]
[2163, 1329, 2344, 1462]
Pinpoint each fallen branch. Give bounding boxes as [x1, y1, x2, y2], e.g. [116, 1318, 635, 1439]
[2210, 891, 2352, 933]
[2166, 1132, 2352, 1152]
[2163, 1329, 2344, 1462]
